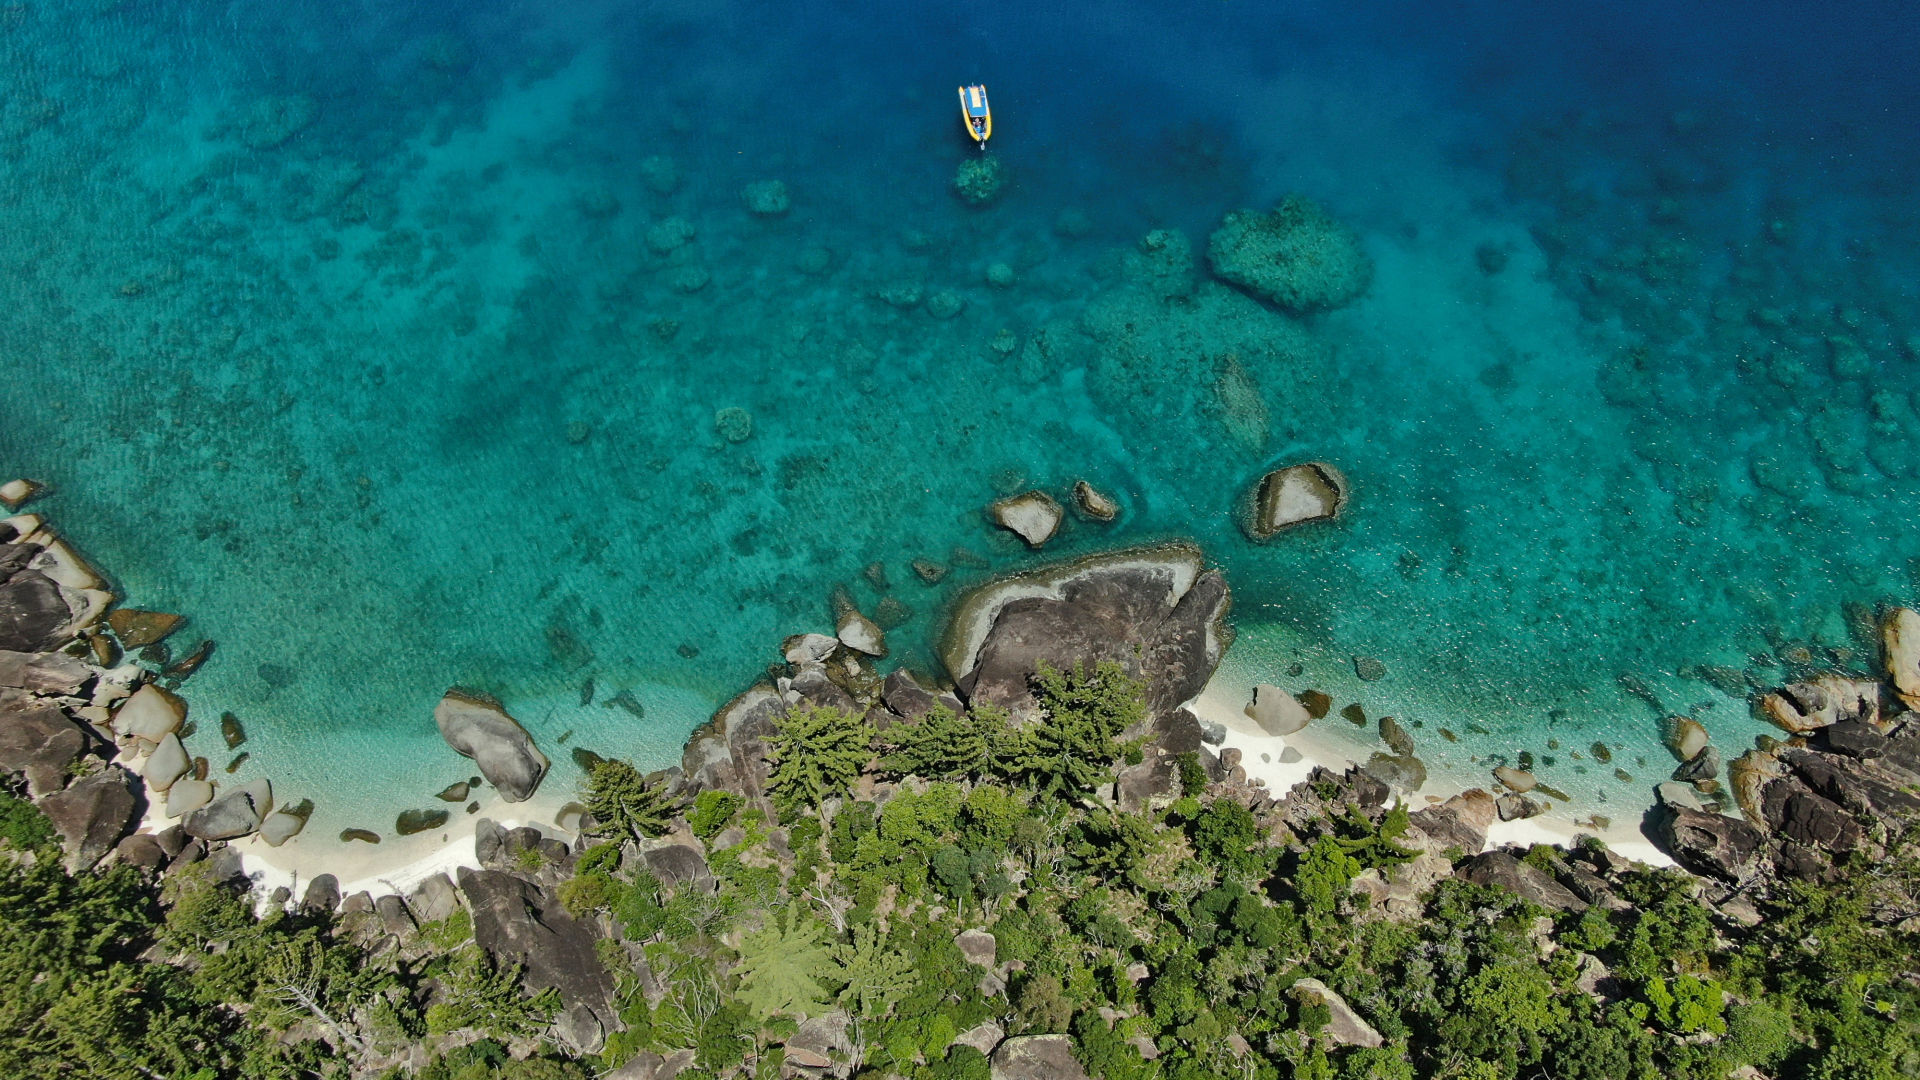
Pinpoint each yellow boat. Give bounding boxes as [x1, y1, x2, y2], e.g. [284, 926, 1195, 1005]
[958, 84, 991, 148]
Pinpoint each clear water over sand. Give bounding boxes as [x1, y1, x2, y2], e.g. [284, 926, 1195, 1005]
[4, 1, 1919, 837]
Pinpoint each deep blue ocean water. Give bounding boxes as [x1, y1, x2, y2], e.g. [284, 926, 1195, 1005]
[4, 0, 1919, 836]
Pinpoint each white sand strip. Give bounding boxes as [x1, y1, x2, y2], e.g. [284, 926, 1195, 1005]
[1192, 683, 1674, 867]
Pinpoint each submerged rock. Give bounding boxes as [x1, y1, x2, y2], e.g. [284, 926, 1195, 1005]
[1240, 462, 1348, 540]
[740, 179, 790, 216]
[953, 155, 1007, 206]
[1207, 196, 1373, 312]
[435, 688, 549, 803]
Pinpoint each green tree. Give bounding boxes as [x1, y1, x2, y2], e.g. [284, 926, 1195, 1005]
[881, 705, 986, 781]
[767, 704, 872, 814]
[1009, 661, 1145, 799]
[426, 949, 560, 1040]
[734, 911, 842, 1018]
[688, 789, 744, 841]
[834, 923, 918, 1019]
[583, 758, 681, 841]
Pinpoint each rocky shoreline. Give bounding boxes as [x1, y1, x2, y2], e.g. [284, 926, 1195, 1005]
[9, 477, 1920, 1073]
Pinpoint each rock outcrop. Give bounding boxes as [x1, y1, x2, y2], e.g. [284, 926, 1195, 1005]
[990, 1034, 1088, 1080]
[1288, 978, 1383, 1048]
[459, 867, 616, 1053]
[942, 545, 1231, 725]
[38, 769, 141, 870]
[435, 689, 549, 802]
[988, 491, 1064, 549]
[1240, 462, 1348, 540]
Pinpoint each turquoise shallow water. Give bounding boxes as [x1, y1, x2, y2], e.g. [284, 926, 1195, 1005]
[3, 1, 1919, 836]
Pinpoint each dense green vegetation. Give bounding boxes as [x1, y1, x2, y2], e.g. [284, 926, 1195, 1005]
[3, 663, 1917, 1077]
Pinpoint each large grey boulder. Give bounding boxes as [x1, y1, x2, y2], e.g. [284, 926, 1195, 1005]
[1288, 978, 1383, 1048]
[1457, 850, 1588, 913]
[408, 872, 461, 924]
[435, 689, 549, 802]
[458, 867, 616, 1054]
[1646, 802, 1765, 882]
[990, 1034, 1088, 1080]
[0, 648, 94, 695]
[1408, 789, 1495, 853]
[0, 698, 87, 797]
[183, 778, 272, 840]
[944, 545, 1230, 726]
[0, 568, 72, 653]
[676, 687, 781, 803]
[37, 768, 141, 870]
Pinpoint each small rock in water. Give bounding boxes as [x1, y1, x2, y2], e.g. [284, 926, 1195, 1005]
[989, 490, 1064, 548]
[604, 690, 645, 719]
[873, 596, 912, 630]
[0, 477, 45, 510]
[1614, 768, 1634, 783]
[572, 747, 607, 772]
[165, 639, 214, 679]
[340, 828, 381, 844]
[1353, 656, 1387, 682]
[714, 407, 753, 444]
[1070, 480, 1120, 522]
[862, 561, 890, 591]
[911, 558, 949, 585]
[466, 801, 479, 814]
[950, 547, 990, 569]
[1590, 741, 1612, 763]
[107, 608, 185, 648]
[192, 757, 209, 782]
[1241, 462, 1348, 540]
[1438, 728, 1458, 743]
[579, 677, 595, 707]
[224, 752, 250, 773]
[557, 728, 573, 745]
[220, 711, 246, 748]
[1297, 690, 1332, 719]
[396, 808, 449, 836]
[1380, 716, 1415, 757]
[1535, 782, 1573, 802]
[677, 643, 699, 658]
[1493, 766, 1536, 792]
[1341, 703, 1367, 726]
[436, 781, 470, 802]
[837, 609, 888, 657]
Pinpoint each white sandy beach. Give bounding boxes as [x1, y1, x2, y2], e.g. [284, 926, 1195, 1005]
[1191, 683, 1677, 867]
[123, 667, 1678, 913]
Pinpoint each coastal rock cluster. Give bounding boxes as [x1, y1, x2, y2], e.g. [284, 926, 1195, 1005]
[0, 501, 307, 877]
[1643, 606, 1920, 892]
